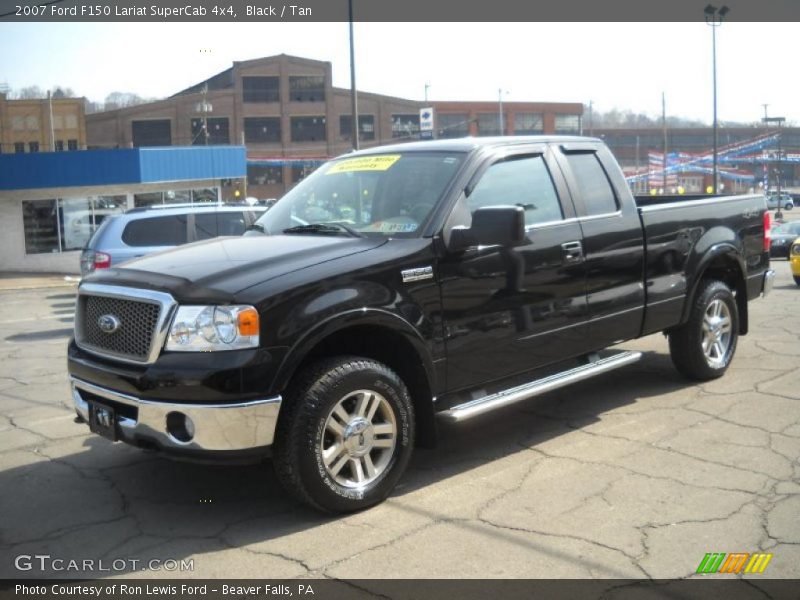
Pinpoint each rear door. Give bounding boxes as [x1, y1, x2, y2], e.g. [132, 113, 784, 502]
[554, 143, 645, 347]
[438, 145, 588, 393]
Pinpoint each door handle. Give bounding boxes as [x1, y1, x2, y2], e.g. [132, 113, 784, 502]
[561, 241, 583, 263]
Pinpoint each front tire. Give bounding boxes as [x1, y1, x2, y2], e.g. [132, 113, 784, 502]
[273, 356, 414, 513]
[669, 280, 739, 381]
[794, 276, 800, 287]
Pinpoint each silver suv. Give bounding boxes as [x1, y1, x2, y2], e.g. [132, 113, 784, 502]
[80, 204, 266, 276]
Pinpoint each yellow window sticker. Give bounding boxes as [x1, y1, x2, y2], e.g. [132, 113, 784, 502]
[326, 155, 401, 175]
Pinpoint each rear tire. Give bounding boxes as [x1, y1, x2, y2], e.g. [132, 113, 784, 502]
[669, 280, 738, 381]
[272, 356, 414, 513]
[794, 276, 800, 287]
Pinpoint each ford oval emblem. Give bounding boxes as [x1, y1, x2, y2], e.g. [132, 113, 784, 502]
[97, 314, 121, 334]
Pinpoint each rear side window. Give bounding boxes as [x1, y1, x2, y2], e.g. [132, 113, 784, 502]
[564, 153, 618, 216]
[193, 213, 218, 241]
[121, 214, 188, 247]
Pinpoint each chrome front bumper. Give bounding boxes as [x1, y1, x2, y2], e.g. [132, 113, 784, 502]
[71, 377, 281, 453]
[763, 269, 776, 297]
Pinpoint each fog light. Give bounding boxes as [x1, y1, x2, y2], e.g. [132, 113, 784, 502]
[166, 412, 195, 443]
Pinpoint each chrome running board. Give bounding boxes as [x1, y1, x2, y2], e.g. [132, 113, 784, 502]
[438, 351, 642, 423]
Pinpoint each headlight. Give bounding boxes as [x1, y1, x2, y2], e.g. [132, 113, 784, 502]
[792, 244, 800, 256]
[165, 305, 259, 351]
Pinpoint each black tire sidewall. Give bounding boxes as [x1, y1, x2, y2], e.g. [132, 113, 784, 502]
[296, 362, 414, 512]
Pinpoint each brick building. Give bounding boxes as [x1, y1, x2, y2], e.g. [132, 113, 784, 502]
[0, 92, 87, 155]
[86, 54, 585, 200]
[432, 101, 583, 138]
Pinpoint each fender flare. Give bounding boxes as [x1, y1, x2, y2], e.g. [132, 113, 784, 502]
[681, 241, 748, 328]
[269, 307, 437, 397]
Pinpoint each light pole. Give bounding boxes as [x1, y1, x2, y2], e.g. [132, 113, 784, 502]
[348, 0, 359, 151]
[705, 4, 729, 194]
[497, 89, 509, 136]
[763, 116, 786, 220]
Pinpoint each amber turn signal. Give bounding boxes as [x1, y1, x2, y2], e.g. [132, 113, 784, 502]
[237, 307, 260, 336]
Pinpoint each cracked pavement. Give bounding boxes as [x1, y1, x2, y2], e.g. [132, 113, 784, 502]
[1, 240, 799, 581]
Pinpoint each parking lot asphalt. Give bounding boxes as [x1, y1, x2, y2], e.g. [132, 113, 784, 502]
[1, 215, 798, 580]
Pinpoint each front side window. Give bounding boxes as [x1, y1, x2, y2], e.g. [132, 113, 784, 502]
[467, 155, 563, 227]
[254, 152, 465, 238]
[564, 152, 618, 216]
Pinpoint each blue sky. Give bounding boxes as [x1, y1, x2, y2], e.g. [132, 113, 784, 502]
[0, 22, 797, 124]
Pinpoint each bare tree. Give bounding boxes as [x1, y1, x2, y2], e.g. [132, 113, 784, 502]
[14, 85, 45, 99]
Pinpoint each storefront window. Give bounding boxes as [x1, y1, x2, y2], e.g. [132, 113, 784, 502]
[21, 195, 127, 254]
[22, 200, 60, 254]
[134, 192, 164, 207]
[192, 188, 218, 203]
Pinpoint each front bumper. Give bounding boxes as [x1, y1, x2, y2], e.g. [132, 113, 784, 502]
[71, 377, 281, 457]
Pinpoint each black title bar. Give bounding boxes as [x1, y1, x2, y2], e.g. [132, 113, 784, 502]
[2, 0, 800, 22]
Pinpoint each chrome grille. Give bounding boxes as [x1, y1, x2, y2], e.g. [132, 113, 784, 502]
[75, 284, 176, 364]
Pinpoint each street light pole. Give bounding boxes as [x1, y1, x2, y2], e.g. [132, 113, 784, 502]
[705, 4, 729, 195]
[763, 116, 786, 220]
[498, 88, 505, 135]
[348, 0, 359, 151]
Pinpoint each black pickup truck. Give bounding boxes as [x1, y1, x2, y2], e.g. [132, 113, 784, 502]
[69, 137, 774, 512]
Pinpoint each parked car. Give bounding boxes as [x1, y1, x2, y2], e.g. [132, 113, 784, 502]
[769, 221, 800, 258]
[791, 238, 800, 285]
[69, 137, 773, 513]
[766, 192, 794, 211]
[79, 204, 266, 275]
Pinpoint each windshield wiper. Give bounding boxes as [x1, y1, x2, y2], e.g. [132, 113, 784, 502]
[282, 223, 362, 237]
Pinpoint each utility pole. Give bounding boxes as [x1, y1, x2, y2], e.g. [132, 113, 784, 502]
[48, 90, 55, 151]
[662, 92, 667, 192]
[424, 83, 430, 103]
[762, 104, 769, 120]
[705, 4, 729, 194]
[498, 88, 505, 135]
[588, 100, 593, 137]
[348, 0, 359, 151]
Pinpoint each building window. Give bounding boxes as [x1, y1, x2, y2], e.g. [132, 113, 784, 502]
[514, 113, 544, 135]
[22, 196, 127, 254]
[190, 117, 229, 145]
[28, 142, 39, 153]
[391, 114, 420, 138]
[65, 114, 78, 129]
[477, 113, 504, 136]
[14, 142, 25, 153]
[339, 115, 375, 141]
[290, 116, 326, 142]
[192, 188, 218, 203]
[244, 117, 281, 143]
[242, 76, 280, 103]
[555, 114, 581, 134]
[247, 165, 284, 186]
[133, 192, 164, 208]
[11, 116, 24, 131]
[22, 200, 60, 254]
[131, 119, 172, 147]
[67, 139, 78, 151]
[291, 164, 317, 183]
[289, 76, 325, 102]
[55, 140, 65, 152]
[437, 113, 470, 138]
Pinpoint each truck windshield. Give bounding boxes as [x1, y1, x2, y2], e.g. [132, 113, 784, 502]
[252, 152, 465, 238]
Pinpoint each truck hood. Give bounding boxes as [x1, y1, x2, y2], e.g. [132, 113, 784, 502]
[84, 234, 387, 302]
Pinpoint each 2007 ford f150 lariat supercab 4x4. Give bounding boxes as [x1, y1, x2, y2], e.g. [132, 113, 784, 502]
[69, 137, 774, 512]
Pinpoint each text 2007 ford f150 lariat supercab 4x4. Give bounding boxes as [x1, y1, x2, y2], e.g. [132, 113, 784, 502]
[69, 137, 775, 512]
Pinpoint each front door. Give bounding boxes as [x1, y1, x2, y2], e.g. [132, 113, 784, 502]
[438, 147, 588, 394]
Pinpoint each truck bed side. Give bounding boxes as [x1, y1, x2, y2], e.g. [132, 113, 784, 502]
[636, 194, 769, 336]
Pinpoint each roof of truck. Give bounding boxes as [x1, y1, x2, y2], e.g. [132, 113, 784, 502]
[339, 136, 603, 157]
